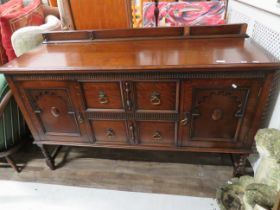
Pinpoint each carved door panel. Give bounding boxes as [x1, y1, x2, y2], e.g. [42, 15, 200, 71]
[180, 79, 263, 148]
[18, 81, 92, 143]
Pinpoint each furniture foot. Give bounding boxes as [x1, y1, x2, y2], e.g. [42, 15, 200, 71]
[232, 154, 248, 177]
[5, 156, 20, 173]
[38, 145, 55, 170]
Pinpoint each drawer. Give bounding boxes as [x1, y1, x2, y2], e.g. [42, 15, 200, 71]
[135, 82, 177, 111]
[137, 121, 175, 146]
[91, 120, 128, 144]
[82, 82, 123, 110]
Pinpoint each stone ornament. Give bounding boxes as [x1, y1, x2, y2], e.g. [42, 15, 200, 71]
[217, 128, 280, 210]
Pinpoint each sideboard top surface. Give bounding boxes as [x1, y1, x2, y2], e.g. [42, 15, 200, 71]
[1, 35, 279, 74]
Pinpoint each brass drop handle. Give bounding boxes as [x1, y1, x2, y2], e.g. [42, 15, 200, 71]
[50, 107, 60, 118]
[152, 131, 162, 141]
[212, 108, 223, 121]
[180, 112, 191, 126]
[106, 128, 115, 138]
[98, 91, 109, 104]
[150, 91, 161, 105]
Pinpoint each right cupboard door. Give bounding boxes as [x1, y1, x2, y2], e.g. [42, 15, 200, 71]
[179, 79, 263, 149]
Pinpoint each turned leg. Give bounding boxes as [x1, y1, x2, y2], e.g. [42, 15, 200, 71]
[232, 154, 248, 177]
[52, 145, 63, 160]
[38, 145, 55, 170]
[5, 156, 20, 173]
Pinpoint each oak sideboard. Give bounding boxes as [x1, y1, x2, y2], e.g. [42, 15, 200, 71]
[1, 24, 279, 176]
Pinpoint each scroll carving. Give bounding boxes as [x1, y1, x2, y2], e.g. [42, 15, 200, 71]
[193, 89, 249, 120]
[123, 81, 133, 111]
[129, 122, 137, 144]
[26, 89, 74, 113]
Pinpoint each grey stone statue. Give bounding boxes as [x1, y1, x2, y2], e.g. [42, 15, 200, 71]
[216, 128, 280, 210]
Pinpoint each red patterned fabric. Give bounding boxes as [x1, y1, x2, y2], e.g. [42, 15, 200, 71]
[0, 0, 44, 61]
[0, 0, 23, 65]
[0, 34, 7, 65]
[143, 1, 225, 27]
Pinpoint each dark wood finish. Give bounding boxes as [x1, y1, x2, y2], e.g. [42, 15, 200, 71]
[231, 154, 249, 177]
[137, 121, 176, 146]
[135, 81, 178, 111]
[68, 0, 132, 30]
[4, 156, 19, 173]
[36, 145, 63, 171]
[1, 25, 279, 175]
[0, 90, 12, 117]
[18, 81, 92, 143]
[180, 79, 262, 148]
[0, 89, 26, 173]
[82, 82, 124, 110]
[154, 0, 159, 27]
[186, 24, 247, 37]
[91, 120, 128, 144]
[38, 144, 55, 170]
[42, 24, 247, 44]
[0, 139, 27, 173]
[261, 71, 280, 128]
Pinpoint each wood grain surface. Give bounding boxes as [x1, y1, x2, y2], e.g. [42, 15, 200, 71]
[1, 25, 279, 175]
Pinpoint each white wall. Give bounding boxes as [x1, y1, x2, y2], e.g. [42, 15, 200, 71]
[228, 0, 280, 130]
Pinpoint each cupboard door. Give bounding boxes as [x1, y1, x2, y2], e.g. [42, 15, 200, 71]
[180, 79, 262, 148]
[19, 81, 91, 143]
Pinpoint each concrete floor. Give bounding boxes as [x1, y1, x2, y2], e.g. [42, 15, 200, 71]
[0, 180, 220, 210]
[0, 143, 234, 198]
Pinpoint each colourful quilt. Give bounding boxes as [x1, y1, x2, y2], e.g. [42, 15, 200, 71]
[143, 1, 225, 27]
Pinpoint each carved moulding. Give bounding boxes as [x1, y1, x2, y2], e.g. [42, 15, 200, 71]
[11, 71, 267, 81]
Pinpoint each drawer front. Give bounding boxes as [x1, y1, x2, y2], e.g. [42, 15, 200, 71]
[91, 120, 128, 144]
[135, 82, 178, 111]
[137, 121, 176, 146]
[82, 82, 123, 110]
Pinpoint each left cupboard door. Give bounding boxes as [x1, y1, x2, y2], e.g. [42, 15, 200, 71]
[17, 81, 93, 143]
